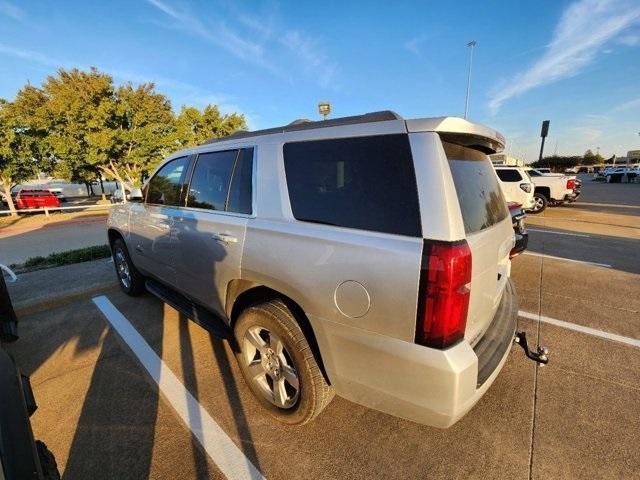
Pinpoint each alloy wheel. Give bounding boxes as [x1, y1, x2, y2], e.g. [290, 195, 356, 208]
[533, 197, 544, 211]
[114, 248, 131, 289]
[242, 325, 300, 409]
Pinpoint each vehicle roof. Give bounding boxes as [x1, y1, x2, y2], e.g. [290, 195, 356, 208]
[198, 110, 505, 153]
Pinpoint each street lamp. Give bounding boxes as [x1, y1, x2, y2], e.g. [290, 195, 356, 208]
[464, 40, 477, 119]
[318, 101, 331, 120]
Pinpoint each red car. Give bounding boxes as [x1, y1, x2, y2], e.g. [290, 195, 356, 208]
[15, 189, 61, 210]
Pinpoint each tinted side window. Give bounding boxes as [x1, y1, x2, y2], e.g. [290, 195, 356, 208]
[496, 169, 522, 182]
[227, 147, 253, 214]
[443, 141, 508, 234]
[186, 150, 238, 211]
[146, 156, 190, 206]
[283, 135, 421, 237]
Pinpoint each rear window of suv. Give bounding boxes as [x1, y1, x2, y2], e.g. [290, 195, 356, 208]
[283, 134, 421, 237]
[495, 169, 522, 182]
[443, 140, 508, 234]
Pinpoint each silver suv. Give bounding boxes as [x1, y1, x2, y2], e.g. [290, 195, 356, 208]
[107, 111, 519, 427]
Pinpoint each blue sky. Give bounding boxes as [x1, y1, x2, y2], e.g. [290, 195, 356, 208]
[1, 0, 639, 161]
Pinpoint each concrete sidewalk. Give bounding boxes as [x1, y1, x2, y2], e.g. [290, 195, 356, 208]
[6, 259, 118, 315]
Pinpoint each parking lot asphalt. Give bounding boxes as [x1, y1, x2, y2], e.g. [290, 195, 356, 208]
[3, 179, 639, 479]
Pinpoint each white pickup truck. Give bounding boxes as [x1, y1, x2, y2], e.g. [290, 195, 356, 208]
[525, 168, 579, 213]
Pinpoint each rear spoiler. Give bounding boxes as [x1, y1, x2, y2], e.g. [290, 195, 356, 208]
[406, 117, 505, 154]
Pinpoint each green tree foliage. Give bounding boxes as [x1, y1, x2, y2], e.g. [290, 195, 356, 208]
[100, 82, 176, 187]
[531, 155, 582, 171]
[1, 66, 247, 208]
[0, 87, 49, 215]
[41, 68, 117, 189]
[173, 105, 246, 149]
[582, 149, 597, 165]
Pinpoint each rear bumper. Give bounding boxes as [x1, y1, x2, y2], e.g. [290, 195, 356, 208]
[565, 191, 580, 202]
[511, 231, 528, 257]
[310, 279, 519, 428]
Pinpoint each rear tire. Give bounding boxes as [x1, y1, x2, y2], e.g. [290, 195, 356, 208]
[530, 192, 548, 214]
[234, 299, 334, 425]
[111, 238, 145, 295]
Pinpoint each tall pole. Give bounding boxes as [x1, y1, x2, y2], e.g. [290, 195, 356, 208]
[538, 137, 546, 162]
[464, 40, 477, 119]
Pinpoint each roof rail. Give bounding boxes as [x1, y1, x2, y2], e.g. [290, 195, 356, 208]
[202, 110, 403, 144]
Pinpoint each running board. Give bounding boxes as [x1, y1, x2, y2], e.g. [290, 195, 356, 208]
[145, 279, 233, 340]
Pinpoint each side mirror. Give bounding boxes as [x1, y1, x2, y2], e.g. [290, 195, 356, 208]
[128, 188, 144, 202]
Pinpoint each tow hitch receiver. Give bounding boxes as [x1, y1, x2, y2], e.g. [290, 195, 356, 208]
[514, 331, 549, 365]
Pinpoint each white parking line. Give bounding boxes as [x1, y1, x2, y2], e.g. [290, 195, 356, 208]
[523, 251, 612, 268]
[527, 228, 591, 238]
[92, 296, 264, 480]
[578, 202, 640, 209]
[519, 311, 640, 348]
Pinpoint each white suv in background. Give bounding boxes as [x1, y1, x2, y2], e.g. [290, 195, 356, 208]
[494, 166, 535, 211]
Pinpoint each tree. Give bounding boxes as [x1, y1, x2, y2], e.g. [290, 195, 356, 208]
[4, 66, 248, 205]
[532, 155, 581, 171]
[99, 82, 175, 188]
[0, 87, 49, 216]
[583, 149, 597, 165]
[40, 68, 117, 195]
[173, 105, 246, 148]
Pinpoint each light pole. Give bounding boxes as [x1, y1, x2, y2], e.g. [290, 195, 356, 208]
[464, 40, 477, 119]
[318, 101, 331, 120]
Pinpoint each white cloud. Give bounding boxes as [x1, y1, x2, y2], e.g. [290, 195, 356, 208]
[0, 1, 23, 20]
[280, 31, 337, 88]
[145, 0, 268, 65]
[489, 0, 640, 113]
[614, 97, 640, 111]
[146, 0, 338, 89]
[404, 35, 426, 55]
[0, 43, 247, 116]
[618, 33, 640, 45]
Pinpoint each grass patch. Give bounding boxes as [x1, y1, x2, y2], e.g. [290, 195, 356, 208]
[23, 244, 111, 270]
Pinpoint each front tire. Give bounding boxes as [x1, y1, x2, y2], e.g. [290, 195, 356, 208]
[530, 192, 548, 214]
[234, 300, 334, 425]
[111, 238, 145, 295]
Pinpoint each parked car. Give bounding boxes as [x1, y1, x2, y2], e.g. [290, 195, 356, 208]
[523, 168, 578, 213]
[604, 167, 636, 183]
[108, 111, 524, 428]
[494, 166, 535, 211]
[46, 188, 67, 202]
[536, 168, 551, 174]
[507, 202, 528, 258]
[15, 190, 61, 210]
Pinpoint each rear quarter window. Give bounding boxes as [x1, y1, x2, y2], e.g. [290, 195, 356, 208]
[496, 169, 522, 182]
[283, 134, 421, 237]
[443, 141, 508, 234]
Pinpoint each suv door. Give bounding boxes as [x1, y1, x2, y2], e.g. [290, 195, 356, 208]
[129, 155, 191, 281]
[172, 147, 254, 318]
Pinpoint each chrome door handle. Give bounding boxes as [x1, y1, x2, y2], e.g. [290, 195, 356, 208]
[211, 233, 238, 244]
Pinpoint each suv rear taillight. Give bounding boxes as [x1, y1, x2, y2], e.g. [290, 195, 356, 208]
[416, 240, 472, 349]
[566, 179, 576, 190]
